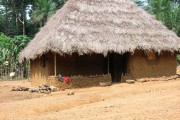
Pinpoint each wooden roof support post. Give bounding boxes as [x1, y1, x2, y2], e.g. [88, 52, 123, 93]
[54, 53, 57, 76]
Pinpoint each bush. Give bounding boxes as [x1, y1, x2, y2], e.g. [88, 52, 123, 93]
[0, 32, 30, 67]
[177, 54, 180, 65]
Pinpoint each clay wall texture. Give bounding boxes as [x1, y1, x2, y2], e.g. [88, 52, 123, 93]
[48, 74, 111, 89]
[30, 51, 177, 87]
[30, 53, 108, 86]
[128, 51, 176, 79]
[30, 53, 54, 86]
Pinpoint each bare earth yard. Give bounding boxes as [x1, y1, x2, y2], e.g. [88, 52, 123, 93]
[1, 68, 180, 120]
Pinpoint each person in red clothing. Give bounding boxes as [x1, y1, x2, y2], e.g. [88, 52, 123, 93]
[63, 77, 70, 84]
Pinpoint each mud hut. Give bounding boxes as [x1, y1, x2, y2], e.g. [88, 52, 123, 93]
[19, 0, 180, 88]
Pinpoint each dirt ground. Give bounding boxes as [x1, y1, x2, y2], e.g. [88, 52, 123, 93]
[0, 68, 180, 120]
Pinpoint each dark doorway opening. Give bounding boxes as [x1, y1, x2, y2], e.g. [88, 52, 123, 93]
[109, 53, 129, 82]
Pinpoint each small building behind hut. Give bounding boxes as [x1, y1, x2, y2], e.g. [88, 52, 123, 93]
[19, 0, 180, 88]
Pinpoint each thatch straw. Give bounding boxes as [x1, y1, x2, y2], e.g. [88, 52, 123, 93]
[19, 0, 180, 62]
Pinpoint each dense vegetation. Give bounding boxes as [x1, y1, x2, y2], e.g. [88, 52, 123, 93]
[0, 0, 180, 67]
[135, 0, 180, 37]
[0, 0, 65, 68]
[135, 0, 180, 63]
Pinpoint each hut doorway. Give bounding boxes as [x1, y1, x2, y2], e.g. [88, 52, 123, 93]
[109, 53, 129, 82]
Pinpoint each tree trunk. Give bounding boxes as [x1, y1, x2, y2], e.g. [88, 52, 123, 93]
[13, 4, 19, 30]
[21, 0, 25, 35]
[5, 0, 8, 35]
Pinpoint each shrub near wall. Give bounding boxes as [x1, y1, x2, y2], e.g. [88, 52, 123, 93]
[177, 54, 180, 65]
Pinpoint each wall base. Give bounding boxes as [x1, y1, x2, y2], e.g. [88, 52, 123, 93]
[47, 74, 112, 89]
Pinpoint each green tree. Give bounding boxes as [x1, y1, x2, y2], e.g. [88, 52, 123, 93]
[147, 0, 180, 36]
[0, 33, 30, 67]
[30, 0, 64, 27]
[0, 0, 65, 71]
[0, 0, 32, 36]
[0, 33, 12, 63]
[25, 0, 64, 37]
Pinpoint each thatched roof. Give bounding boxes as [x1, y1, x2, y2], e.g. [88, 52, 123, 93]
[19, 0, 180, 62]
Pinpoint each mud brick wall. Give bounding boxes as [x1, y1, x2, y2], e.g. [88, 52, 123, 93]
[128, 51, 176, 79]
[30, 58, 49, 86]
[30, 53, 108, 86]
[30, 53, 55, 86]
[47, 74, 111, 89]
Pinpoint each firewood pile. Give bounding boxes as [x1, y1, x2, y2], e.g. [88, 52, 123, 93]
[11, 84, 59, 94]
[11, 86, 29, 91]
[29, 84, 59, 94]
[28, 84, 51, 94]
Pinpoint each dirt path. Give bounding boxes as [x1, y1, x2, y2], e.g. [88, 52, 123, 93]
[0, 79, 180, 120]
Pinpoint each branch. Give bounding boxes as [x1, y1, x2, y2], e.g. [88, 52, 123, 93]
[18, 17, 24, 24]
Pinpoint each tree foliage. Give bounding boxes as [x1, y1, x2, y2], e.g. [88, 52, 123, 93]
[135, 0, 180, 37]
[0, 33, 30, 67]
[0, 0, 65, 69]
[30, 0, 64, 27]
[147, 0, 180, 36]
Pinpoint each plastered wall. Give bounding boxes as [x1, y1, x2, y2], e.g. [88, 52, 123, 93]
[30, 53, 108, 86]
[128, 51, 176, 79]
